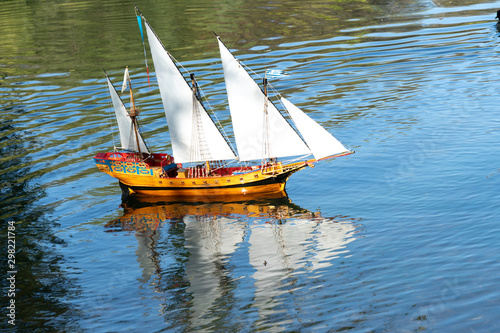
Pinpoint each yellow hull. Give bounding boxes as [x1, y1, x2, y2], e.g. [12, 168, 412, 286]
[94, 153, 309, 198]
[128, 181, 287, 197]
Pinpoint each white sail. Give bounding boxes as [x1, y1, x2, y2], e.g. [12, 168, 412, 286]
[144, 23, 236, 163]
[281, 97, 350, 160]
[106, 76, 149, 153]
[217, 38, 311, 161]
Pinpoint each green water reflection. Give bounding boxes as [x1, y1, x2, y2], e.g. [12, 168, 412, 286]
[0, 0, 390, 80]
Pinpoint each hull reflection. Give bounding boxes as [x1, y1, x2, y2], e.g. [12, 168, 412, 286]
[104, 193, 360, 330]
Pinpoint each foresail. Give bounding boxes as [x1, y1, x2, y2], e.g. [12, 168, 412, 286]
[281, 98, 349, 160]
[144, 22, 236, 163]
[217, 38, 311, 162]
[106, 76, 149, 153]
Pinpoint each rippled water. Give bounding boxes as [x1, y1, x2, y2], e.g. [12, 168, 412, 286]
[2, 0, 500, 331]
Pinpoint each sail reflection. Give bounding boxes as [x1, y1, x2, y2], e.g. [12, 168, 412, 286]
[104, 193, 360, 329]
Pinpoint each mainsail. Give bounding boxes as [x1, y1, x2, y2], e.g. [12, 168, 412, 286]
[281, 98, 349, 160]
[106, 76, 149, 153]
[143, 20, 236, 164]
[217, 37, 311, 162]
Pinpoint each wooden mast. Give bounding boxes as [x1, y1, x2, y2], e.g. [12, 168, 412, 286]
[190, 73, 210, 175]
[126, 67, 143, 158]
[262, 77, 272, 167]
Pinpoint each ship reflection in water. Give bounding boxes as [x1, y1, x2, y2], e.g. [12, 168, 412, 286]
[104, 192, 361, 330]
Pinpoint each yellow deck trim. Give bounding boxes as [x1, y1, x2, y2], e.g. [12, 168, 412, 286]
[95, 160, 309, 196]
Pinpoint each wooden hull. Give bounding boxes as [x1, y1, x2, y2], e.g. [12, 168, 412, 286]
[94, 152, 309, 198]
[125, 180, 287, 197]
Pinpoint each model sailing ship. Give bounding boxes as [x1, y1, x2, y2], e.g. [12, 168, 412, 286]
[94, 8, 353, 198]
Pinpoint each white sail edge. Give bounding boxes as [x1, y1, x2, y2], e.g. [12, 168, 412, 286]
[106, 76, 149, 154]
[143, 20, 237, 164]
[217, 37, 312, 162]
[280, 97, 349, 161]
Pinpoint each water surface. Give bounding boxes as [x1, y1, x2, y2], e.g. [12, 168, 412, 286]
[1, 0, 500, 331]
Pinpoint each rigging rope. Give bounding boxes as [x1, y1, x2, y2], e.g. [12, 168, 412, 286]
[169, 53, 238, 158]
[135, 8, 150, 88]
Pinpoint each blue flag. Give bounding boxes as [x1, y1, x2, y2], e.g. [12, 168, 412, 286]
[137, 15, 144, 43]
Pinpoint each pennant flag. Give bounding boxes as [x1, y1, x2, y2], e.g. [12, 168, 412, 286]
[137, 15, 145, 43]
[136, 13, 150, 87]
[121, 67, 130, 93]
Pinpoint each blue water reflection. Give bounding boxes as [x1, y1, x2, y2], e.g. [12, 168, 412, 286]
[102, 196, 361, 331]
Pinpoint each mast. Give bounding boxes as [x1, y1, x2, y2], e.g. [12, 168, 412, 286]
[262, 77, 271, 164]
[126, 67, 143, 157]
[190, 73, 211, 166]
[106, 72, 149, 154]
